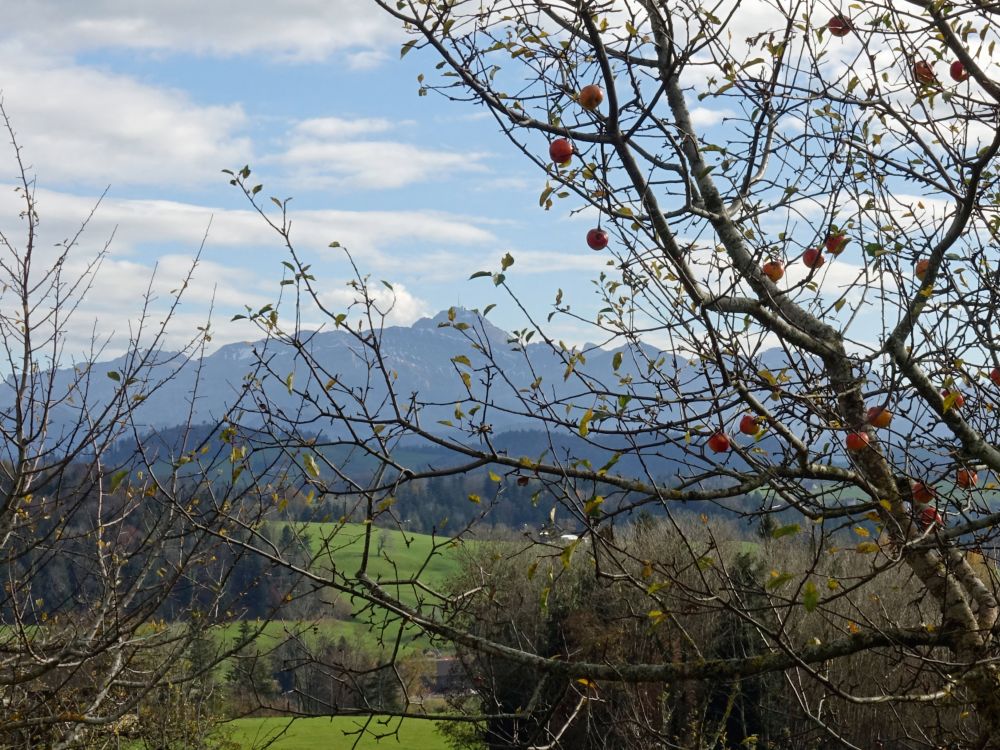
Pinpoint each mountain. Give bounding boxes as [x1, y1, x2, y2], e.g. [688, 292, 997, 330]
[1, 308, 670, 441]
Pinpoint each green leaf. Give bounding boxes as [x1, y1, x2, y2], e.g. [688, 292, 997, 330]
[766, 571, 795, 590]
[578, 408, 594, 437]
[612, 351, 623, 370]
[770, 523, 800, 539]
[501, 252, 515, 271]
[285, 372, 295, 395]
[560, 539, 581, 569]
[803, 581, 820, 613]
[597, 452, 621, 475]
[303, 454, 320, 478]
[107, 371, 121, 382]
[469, 271, 491, 280]
[109, 470, 129, 493]
[400, 40, 417, 57]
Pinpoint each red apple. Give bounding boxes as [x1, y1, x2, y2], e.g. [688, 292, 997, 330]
[802, 247, 825, 268]
[707, 431, 731, 454]
[586, 228, 609, 250]
[915, 258, 930, 280]
[762, 260, 784, 282]
[549, 138, 574, 165]
[827, 15, 853, 37]
[941, 389, 965, 409]
[825, 233, 849, 255]
[579, 84, 604, 110]
[991, 367, 1000, 387]
[914, 61, 936, 85]
[845, 431, 870, 452]
[957, 468, 979, 489]
[918, 505, 943, 529]
[950, 60, 970, 82]
[912, 481, 935, 504]
[738, 415, 761, 436]
[866, 406, 892, 429]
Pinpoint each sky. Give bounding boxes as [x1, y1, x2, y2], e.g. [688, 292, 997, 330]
[0, 1, 610, 358]
[0, 2, 981, 366]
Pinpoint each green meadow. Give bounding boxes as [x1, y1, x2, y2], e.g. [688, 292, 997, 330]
[226, 715, 452, 749]
[215, 522, 470, 656]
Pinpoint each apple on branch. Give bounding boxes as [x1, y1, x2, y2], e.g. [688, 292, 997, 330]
[579, 84, 604, 111]
[846, 431, 870, 452]
[706, 431, 731, 454]
[866, 407, 892, 429]
[912, 481, 935, 504]
[549, 138, 574, 165]
[825, 232, 849, 256]
[802, 247, 825, 268]
[957, 468, 979, 489]
[738, 415, 761, 436]
[826, 15, 853, 37]
[762, 260, 784, 282]
[914, 61, 936, 85]
[950, 60, 970, 82]
[587, 228, 609, 251]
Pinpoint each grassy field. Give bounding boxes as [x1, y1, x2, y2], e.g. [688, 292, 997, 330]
[213, 615, 432, 657]
[290, 521, 467, 592]
[213, 522, 468, 658]
[226, 715, 449, 749]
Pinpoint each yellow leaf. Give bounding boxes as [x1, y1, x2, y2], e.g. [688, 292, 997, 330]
[853, 526, 870, 538]
[856, 542, 879, 554]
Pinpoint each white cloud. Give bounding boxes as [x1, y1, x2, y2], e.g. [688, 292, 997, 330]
[274, 127, 490, 190]
[0, 58, 251, 189]
[293, 117, 398, 140]
[0, 1, 401, 63]
[318, 282, 430, 328]
[0, 186, 497, 263]
[0, 186, 498, 355]
[688, 107, 735, 127]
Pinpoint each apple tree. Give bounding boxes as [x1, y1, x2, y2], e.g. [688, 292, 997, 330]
[223, 0, 1000, 747]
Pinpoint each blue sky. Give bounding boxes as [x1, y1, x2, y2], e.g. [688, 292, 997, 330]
[0, 2, 610, 357]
